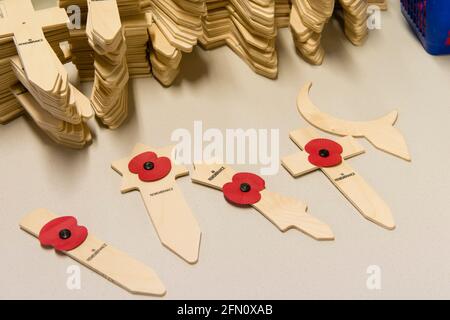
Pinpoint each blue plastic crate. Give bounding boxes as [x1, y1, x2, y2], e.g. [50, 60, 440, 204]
[401, 0, 450, 55]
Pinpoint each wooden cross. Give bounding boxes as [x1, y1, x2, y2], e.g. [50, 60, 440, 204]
[112, 143, 201, 264]
[282, 127, 395, 230]
[0, 0, 69, 92]
[191, 162, 334, 241]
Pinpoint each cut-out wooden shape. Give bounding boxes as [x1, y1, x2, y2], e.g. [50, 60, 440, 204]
[112, 143, 201, 264]
[191, 162, 334, 241]
[20, 208, 166, 296]
[0, 0, 93, 148]
[86, 0, 129, 129]
[0, 0, 68, 93]
[297, 82, 411, 161]
[282, 127, 395, 230]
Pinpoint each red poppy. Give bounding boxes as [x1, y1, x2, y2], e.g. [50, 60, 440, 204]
[39, 216, 88, 251]
[128, 151, 172, 182]
[305, 138, 343, 167]
[222, 172, 265, 205]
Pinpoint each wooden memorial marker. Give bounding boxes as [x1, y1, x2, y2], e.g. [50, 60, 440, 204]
[0, 0, 93, 148]
[297, 82, 411, 161]
[112, 143, 202, 264]
[282, 127, 395, 230]
[20, 208, 166, 296]
[0, 0, 68, 93]
[191, 162, 334, 241]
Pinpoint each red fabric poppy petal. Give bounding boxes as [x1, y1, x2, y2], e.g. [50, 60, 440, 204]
[138, 156, 172, 182]
[308, 153, 343, 167]
[39, 216, 88, 251]
[304, 139, 322, 154]
[223, 182, 262, 205]
[128, 152, 158, 174]
[326, 154, 343, 167]
[305, 138, 343, 154]
[305, 138, 343, 168]
[325, 140, 343, 154]
[232, 172, 265, 191]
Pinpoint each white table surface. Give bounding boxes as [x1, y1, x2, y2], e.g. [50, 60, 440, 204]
[1, 0, 449, 299]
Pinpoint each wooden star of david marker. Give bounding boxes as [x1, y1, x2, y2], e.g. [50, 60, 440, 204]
[0, 0, 69, 92]
[191, 163, 334, 241]
[112, 143, 201, 264]
[282, 127, 396, 230]
[20, 209, 166, 296]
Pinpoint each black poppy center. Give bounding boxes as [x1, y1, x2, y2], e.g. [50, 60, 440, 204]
[143, 161, 155, 170]
[319, 149, 330, 158]
[59, 229, 72, 240]
[240, 183, 251, 193]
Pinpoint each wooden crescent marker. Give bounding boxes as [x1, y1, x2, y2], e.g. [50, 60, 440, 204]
[191, 162, 334, 241]
[20, 209, 166, 296]
[297, 82, 411, 161]
[112, 143, 202, 264]
[282, 127, 396, 230]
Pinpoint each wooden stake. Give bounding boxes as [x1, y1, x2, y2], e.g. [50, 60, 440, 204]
[192, 162, 334, 241]
[20, 208, 166, 296]
[112, 143, 202, 264]
[282, 127, 396, 230]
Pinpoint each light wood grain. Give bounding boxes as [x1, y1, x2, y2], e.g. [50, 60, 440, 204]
[19, 208, 166, 296]
[282, 127, 395, 230]
[112, 143, 201, 264]
[297, 82, 411, 161]
[192, 162, 334, 241]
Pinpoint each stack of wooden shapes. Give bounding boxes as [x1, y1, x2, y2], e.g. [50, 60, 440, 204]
[59, 0, 380, 86]
[123, 13, 152, 78]
[289, 0, 369, 65]
[148, 20, 182, 86]
[0, 43, 22, 123]
[86, 0, 129, 129]
[147, 0, 205, 85]
[0, 13, 71, 122]
[59, 0, 152, 81]
[200, 1, 231, 49]
[68, 27, 95, 81]
[367, 0, 387, 10]
[59, 0, 94, 80]
[338, 0, 369, 46]
[289, 0, 334, 65]
[0, 0, 93, 148]
[200, 0, 278, 79]
[275, 0, 291, 28]
[118, 0, 152, 78]
[59, 0, 88, 23]
[116, 0, 151, 16]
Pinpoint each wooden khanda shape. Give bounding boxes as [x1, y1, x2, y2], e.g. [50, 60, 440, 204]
[112, 143, 201, 264]
[282, 127, 395, 230]
[297, 82, 411, 161]
[20, 209, 166, 296]
[191, 163, 334, 241]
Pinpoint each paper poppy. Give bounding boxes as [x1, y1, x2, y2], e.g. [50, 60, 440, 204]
[128, 151, 172, 182]
[222, 172, 265, 205]
[39, 216, 88, 251]
[305, 138, 343, 167]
